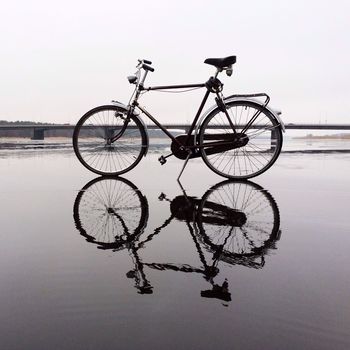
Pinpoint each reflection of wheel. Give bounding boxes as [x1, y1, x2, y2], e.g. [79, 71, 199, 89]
[73, 176, 148, 250]
[73, 105, 147, 176]
[198, 180, 280, 259]
[199, 101, 283, 179]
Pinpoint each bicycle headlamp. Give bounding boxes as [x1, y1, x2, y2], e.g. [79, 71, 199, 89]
[226, 66, 233, 76]
[127, 75, 138, 84]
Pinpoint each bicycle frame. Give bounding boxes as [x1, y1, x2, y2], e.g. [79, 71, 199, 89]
[134, 85, 210, 148]
[111, 69, 241, 153]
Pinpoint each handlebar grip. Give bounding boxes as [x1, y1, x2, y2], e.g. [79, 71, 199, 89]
[142, 64, 155, 72]
[138, 59, 152, 65]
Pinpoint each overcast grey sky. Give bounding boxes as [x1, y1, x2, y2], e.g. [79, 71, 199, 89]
[1, 0, 349, 124]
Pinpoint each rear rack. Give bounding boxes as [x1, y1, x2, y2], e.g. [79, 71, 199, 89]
[225, 93, 270, 108]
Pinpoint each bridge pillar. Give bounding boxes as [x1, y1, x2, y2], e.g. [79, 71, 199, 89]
[104, 127, 115, 139]
[271, 128, 277, 150]
[32, 128, 45, 140]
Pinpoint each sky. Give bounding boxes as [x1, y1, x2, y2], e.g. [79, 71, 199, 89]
[0, 0, 349, 124]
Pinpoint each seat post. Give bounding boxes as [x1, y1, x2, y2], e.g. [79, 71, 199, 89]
[214, 68, 221, 78]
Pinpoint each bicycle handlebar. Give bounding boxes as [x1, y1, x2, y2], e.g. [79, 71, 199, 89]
[142, 64, 154, 72]
[137, 59, 154, 72]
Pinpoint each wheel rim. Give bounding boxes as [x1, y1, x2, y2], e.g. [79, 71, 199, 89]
[200, 102, 282, 179]
[74, 107, 145, 175]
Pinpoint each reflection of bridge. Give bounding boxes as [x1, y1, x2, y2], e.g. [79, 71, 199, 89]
[0, 123, 350, 140]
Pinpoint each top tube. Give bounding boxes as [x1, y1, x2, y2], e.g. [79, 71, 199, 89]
[146, 83, 206, 91]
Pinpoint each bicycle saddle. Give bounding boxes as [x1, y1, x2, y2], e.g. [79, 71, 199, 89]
[204, 55, 236, 68]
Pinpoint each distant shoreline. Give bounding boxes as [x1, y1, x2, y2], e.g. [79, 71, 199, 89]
[294, 133, 350, 140]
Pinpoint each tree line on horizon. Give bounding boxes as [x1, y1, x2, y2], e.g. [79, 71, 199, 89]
[0, 120, 56, 125]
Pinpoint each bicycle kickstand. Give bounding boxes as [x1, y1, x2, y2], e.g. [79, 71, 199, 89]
[177, 151, 192, 181]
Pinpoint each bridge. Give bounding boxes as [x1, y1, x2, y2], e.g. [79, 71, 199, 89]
[0, 123, 349, 140]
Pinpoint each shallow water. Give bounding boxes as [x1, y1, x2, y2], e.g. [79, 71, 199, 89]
[0, 149, 349, 350]
[1, 135, 350, 152]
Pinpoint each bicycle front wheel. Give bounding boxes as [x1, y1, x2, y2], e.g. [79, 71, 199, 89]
[199, 101, 283, 179]
[73, 105, 147, 176]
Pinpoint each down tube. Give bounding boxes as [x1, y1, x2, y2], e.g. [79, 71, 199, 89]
[135, 103, 179, 142]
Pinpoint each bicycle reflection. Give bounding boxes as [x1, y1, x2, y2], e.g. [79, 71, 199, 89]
[73, 177, 281, 303]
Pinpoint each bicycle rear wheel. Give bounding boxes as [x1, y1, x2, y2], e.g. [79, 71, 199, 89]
[73, 105, 147, 176]
[199, 101, 283, 179]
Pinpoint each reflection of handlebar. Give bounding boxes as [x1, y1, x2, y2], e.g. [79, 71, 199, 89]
[201, 280, 231, 302]
[138, 58, 152, 65]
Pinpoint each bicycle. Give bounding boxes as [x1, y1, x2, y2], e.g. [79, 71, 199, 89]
[73, 176, 281, 300]
[73, 56, 285, 179]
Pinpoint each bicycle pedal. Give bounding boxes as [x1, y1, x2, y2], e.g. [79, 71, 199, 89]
[158, 192, 166, 200]
[158, 156, 167, 165]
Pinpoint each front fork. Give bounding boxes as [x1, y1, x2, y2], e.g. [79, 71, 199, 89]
[108, 106, 134, 144]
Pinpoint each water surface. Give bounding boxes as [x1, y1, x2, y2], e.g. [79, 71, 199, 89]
[0, 149, 349, 350]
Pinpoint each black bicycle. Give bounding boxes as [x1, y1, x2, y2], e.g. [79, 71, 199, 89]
[73, 56, 284, 179]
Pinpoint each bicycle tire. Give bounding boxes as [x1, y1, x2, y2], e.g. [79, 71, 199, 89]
[73, 105, 147, 176]
[73, 176, 149, 250]
[197, 180, 280, 265]
[198, 100, 283, 179]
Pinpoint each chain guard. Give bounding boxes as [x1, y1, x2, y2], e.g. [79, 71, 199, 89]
[202, 132, 249, 156]
[171, 133, 249, 160]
